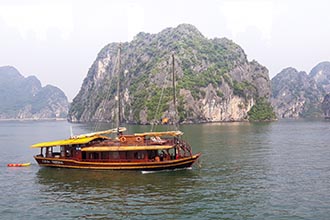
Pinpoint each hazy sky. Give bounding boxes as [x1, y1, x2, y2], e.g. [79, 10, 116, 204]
[1, 0, 330, 101]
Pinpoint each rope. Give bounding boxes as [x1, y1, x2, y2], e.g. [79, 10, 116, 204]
[150, 64, 170, 132]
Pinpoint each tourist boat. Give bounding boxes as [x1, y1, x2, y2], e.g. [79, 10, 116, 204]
[31, 128, 200, 170]
[31, 48, 201, 171]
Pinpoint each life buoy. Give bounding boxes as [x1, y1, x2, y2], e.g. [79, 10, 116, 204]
[136, 137, 142, 142]
[120, 136, 126, 142]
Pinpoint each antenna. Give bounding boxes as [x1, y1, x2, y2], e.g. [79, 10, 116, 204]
[172, 53, 178, 130]
[116, 44, 122, 136]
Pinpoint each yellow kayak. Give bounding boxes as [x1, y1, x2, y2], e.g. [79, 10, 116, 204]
[7, 162, 31, 167]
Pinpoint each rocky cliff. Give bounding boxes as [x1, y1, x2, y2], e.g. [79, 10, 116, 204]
[271, 61, 330, 118]
[0, 66, 69, 120]
[310, 61, 330, 93]
[68, 24, 274, 124]
[321, 94, 330, 118]
[271, 67, 323, 118]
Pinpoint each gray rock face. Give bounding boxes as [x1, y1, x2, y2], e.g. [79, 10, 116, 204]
[321, 94, 330, 118]
[310, 61, 330, 93]
[271, 67, 324, 118]
[68, 24, 272, 123]
[0, 66, 69, 120]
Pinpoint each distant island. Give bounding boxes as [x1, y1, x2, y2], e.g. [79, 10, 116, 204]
[0, 66, 69, 120]
[271, 61, 330, 119]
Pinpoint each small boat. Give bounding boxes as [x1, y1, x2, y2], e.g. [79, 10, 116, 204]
[31, 47, 201, 171]
[7, 162, 31, 167]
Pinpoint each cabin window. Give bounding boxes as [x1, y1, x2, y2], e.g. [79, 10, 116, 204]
[60, 146, 66, 157]
[120, 152, 126, 159]
[88, 152, 99, 159]
[168, 148, 176, 159]
[127, 151, 134, 159]
[110, 152, 119, 159]
[46, 147, 51, 157]
[67, 149, 73, 157]
[147, 150, 157, 160]
[101, 152, 109, 159]
[134, 151, 145, 159]
[52, 147, 61, 158]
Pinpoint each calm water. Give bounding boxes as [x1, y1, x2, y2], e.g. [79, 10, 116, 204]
[1, 120, 330, 219]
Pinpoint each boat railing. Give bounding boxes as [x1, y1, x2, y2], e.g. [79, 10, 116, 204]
[146, 138, 173, 146]
[116, 136, 175, 146]
[81, 156, 177, 163]
[177, 139, 193, 157]
[82, 158, 137, 163]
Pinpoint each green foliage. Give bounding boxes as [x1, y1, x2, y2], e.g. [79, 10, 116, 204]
[69, 24, 271, 123]
[233, 80, 257, 99]
[248, 98, 276, 121]
[216, 90, 224, 98]
[233, 81, 245, 96]
[145, 87, 171, 121]
[178, 64, 227, 100]
[130, 87, 148, 120]
[223, 74, 233, 87]
[177, 96, 186, 122]
[69, 101, 84, 120]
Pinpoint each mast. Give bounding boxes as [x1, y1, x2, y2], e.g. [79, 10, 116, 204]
[172, 54, 178, 130]
[116, 44, 122, 136]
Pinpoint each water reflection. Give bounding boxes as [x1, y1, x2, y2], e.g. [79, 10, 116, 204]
[37, 168, 200, 187]
[2, 120, 330, 219]
[35, 168, 203, 219]
[33, 122, 275, 219]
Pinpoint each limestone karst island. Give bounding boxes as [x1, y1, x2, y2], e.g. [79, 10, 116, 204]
[2, 24, 330, 122]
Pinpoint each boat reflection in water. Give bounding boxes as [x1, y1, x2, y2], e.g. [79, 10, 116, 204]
[35, 166, 201, 219]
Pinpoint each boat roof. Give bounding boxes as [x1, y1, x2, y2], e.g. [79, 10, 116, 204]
[30, 130, 183, 148]
[31, 135, 109, 148]
[71, 127, 127, 139]
[134, 130, 183, 137]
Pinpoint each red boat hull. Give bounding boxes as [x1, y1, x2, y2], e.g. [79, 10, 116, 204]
[34, 153, 201, 171]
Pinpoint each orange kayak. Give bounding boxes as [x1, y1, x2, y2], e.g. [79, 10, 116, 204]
[7, 163, 31, 167]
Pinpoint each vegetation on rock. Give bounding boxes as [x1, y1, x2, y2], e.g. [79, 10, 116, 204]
[68, 24, 273, 124]
[248, 98, 276, 121]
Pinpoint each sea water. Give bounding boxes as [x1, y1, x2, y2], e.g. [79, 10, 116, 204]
[0, 120, 330, 219]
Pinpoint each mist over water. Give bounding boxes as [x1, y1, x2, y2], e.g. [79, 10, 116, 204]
[1, 120, 330, 219]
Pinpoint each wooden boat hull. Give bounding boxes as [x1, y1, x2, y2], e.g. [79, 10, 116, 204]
[34, 153, 201, 171]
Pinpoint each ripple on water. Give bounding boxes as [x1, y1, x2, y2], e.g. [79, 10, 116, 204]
[1, 120, 330, 219]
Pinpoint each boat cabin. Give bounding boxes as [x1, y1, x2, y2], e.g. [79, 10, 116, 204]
[32, 131, 193, 163]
